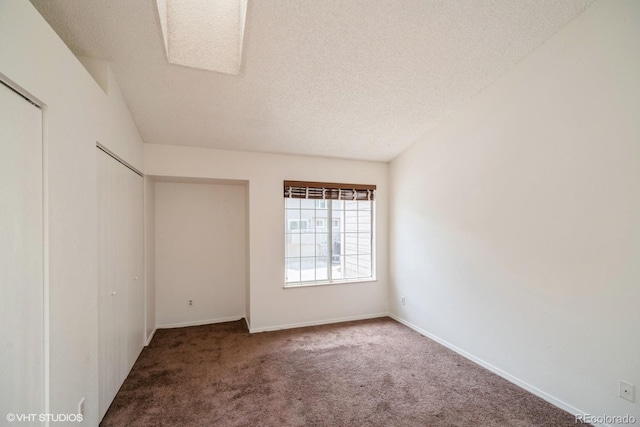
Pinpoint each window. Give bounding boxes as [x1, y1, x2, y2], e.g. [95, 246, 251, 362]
[288, 219, 308, 231]
[284, 181, 376, 286]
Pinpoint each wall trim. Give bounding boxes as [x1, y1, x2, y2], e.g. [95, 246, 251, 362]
[249, 312, 388, 333]
[145, 328, 157, 346]
[157, 316, 244, 329]
[388, 314, 608, 427]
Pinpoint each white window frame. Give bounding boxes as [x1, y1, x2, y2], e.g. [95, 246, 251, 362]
[284, 198, 376, 287]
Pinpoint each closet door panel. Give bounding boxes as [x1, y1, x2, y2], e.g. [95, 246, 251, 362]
[123, 166, 144, 374]
[128, 170, 144, 370]
[114, 159, 128, 386]
[97, 150, 120, 417]
[97, 149, 144, 419]
[0, 83, 44, 423]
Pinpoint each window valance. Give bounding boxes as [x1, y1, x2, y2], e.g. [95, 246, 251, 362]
[283, 181, 376, 201]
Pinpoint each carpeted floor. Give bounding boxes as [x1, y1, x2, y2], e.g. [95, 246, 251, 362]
[101, 317, 587, 426]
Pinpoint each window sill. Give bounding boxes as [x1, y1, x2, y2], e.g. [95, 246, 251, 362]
[283, 278, 377, 289]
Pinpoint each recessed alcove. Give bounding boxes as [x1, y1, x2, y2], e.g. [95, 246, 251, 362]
[147, 176, 249, 328]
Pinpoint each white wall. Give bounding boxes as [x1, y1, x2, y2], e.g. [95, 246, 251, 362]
[145, 145, 389, 332]
[390, 1, 640, 423]
[0, 2, 144, 424]
[155, 180, 247, 327]
[144, 176, 156, 342]
[77, 56, 144, 172]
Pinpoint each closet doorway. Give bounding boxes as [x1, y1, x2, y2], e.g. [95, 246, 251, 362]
[97, 146, 144, 418]
[153, 177, 248, 329]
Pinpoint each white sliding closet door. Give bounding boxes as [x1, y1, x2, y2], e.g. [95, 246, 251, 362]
[0, 83, 44, 423]
[97, 148, 144, 419]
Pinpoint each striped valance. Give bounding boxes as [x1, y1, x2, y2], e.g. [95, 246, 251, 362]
[284, 180, 376, 201]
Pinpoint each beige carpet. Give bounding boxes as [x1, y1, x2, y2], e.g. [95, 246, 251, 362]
[101, 317, 587, 426]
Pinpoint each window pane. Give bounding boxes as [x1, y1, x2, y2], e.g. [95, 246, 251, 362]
[331, 251, 341, 265]
[301, 199, 315, 209]
[300, 209, 315, 222]
[332, 199, 343, 210]
[300, 233, 315, 257]
[315, 217, 327, 231]
[286, 233, 300, 245]
[300, 233, 315, 245]
[285, 209, 300, 219]
[316, 233, 328, 257]
[343, 256, 359, 279]
[344, 211, 358, 232]
[332, 234, 342, 257]
[344, 233, 358, 255]
[344, 200, 359, 210]
[357, 233, 371, 254]
[358, 254, 371, 278]
[299, 257, 316, 281]
[285, 239, 300, 258]
[285, 208, 300, 232]
[359, 200, 372, 211]
[332, 260, 344, 280]
[285, 198, 300, 209]
[316, 257, 328, 281]
[332, 209, 343, 229]
[358, 211, 371, 229]
[285, 258, 301, 282]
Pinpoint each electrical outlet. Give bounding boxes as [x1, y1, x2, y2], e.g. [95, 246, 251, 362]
[78, 397, 85, 416]
[401, 296, 406, 306]
[188, 299, 193, 307]
[619, 380, 635, 402]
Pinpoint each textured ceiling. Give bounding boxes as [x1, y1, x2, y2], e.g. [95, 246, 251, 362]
[30, 0, 593, 162]
[160, 0, 247, 74]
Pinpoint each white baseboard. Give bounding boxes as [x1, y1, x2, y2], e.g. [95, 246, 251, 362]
[157, 316, 244, 329]
[388, 314, 607, 427]
[249, 312, 388, 333]
[145, 328, 156, 346]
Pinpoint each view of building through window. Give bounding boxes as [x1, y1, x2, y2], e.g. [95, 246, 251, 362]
[285, 198, 373, 285]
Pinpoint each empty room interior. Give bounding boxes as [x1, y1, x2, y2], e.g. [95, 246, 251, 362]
[1, 0, 639, 426]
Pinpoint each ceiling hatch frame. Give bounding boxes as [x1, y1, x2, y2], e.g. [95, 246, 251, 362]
[156, 0, 248, 75]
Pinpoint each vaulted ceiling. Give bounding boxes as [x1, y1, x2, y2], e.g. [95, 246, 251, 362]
[31, 0, 593, 161]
